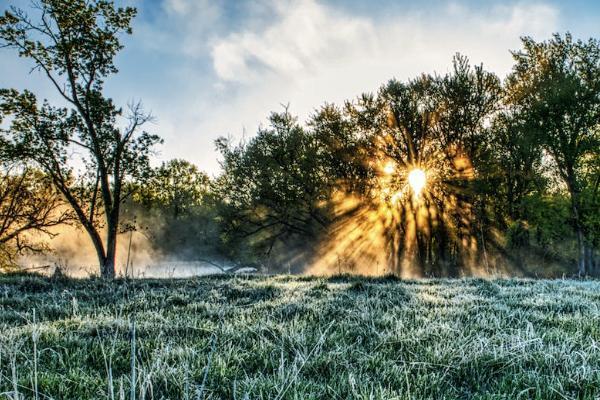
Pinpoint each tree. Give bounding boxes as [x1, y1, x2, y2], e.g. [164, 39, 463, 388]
[343, 55, 501, 274]
[130, 159, 220, 260]
[216, 110, 327, 261]
[580, 142, 600, 272]
[491, 113, 544, 222]
[0, 0, 161, 278]
[136, 159, 210, 219]
[215, 105, 367, 267]
[0, 164, 70, 265]
[506, 33, 600, 275]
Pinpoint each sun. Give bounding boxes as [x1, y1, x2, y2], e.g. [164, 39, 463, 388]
[408, 168, 426, 197]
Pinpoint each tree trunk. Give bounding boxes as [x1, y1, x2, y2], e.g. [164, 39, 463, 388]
[101, 256, 116, 279]
[575, 226, 586, 276]
[80, 219, 116, 279]
[84, 223, 113, 279]
[103, 209, 120, 279]
[592, 247, 598, 276]
[88, 230, 109, 278]
[436, 200, 448, 276]
[79, 220, 114, 279]
[565, 171, 587, 276]
[584, 244, 594, 276]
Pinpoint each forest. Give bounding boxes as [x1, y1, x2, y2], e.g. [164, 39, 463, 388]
[0, 0, 598, 279]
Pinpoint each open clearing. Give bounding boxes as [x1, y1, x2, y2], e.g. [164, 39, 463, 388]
[1, 274, 599, 399]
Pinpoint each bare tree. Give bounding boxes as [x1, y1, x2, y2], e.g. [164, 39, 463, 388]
[0, 164, 70, 262]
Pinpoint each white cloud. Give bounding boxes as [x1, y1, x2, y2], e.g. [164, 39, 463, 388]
[0, 0, 565, 176]
[211, 1, 376, 82]
[85, 1, 567, 174]
[211, 1, 558, 84]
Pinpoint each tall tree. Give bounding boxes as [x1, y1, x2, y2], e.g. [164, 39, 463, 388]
[0, 0, 160, 278]
[216, 110, 329, 259]
[491, 113, 544, 222]
[506, 33, 600, 275]
[215, 105, 366, 267]
[346, 55, 501, 274]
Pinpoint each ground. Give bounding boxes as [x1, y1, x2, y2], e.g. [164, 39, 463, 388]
[1, 274, 599, 399]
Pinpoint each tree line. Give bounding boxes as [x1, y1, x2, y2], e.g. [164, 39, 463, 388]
[0, 0, 598, 278]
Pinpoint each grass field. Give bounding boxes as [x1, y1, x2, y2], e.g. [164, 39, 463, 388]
[1, 274, 599, 399]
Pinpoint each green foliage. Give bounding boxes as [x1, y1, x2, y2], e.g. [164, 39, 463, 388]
[580, 149, 600, 248]
[521, 194, 572, 250]
[0, 0, 135, 78]
[215, 55, 508, 273]
[211, 43, 598, 275]
[490, 113, 546, 221]
[506, 33, 600, 273]
[127, 159, 220, 259]
[215, 107, 363, 266]
[135, 159, 210, 218]
[506, 220, 530, 248]
[0, 17, 597, 277]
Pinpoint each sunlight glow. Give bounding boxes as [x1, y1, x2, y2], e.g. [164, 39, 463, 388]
[308, 140, 481, 277]
[383, 162, 395, 175]
[408, 168, 426, 197]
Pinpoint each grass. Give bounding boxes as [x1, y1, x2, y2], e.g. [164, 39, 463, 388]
[1, 273, 599, 399]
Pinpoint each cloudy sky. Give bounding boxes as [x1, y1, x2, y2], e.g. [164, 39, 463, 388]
[1, 0, 599, 174]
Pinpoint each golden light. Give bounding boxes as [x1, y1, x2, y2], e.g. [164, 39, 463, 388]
[306, 129, 484, 278]
[383, 162, 395, 175]
[408, 168, 426, 197]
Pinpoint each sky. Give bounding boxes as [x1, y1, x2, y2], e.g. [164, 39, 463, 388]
[1, 0, 599, 175]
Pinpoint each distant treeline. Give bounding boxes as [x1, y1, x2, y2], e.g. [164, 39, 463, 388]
[0, 1, 598, 277]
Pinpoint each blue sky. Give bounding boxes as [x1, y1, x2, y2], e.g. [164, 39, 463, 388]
[1, 0, 599, 174]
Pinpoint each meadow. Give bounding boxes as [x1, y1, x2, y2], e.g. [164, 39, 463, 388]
[1, 273, 599, 399]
